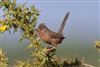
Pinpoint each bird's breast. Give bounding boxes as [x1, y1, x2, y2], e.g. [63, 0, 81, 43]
[39, 31, 50, 42]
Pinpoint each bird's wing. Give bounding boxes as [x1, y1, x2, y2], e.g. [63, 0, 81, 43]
[48, 31, 64, 39]
[48, 32, 58, 38]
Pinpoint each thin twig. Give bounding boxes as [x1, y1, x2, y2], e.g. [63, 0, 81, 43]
[82, 63, 95, 67]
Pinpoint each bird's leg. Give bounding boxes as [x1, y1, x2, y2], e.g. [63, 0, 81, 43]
[47, 46, 56, 52]
[45, 46, 56, 55]
[45, 44, 58, 55]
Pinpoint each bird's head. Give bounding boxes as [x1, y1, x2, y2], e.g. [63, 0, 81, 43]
[35, 23, 47, 33]
[38, 23, 47, 30]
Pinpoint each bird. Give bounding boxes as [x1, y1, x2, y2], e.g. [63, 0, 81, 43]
[36, 12, 70, 49]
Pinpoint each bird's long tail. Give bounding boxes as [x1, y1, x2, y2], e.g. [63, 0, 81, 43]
[58, 12, 70, 33]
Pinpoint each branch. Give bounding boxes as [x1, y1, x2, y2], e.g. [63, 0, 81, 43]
[82, 63, 95, 67]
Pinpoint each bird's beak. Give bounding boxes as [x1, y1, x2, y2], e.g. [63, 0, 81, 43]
[34, 29, 39, 32]
[34, 29, 37, 30]
[64, 37, 66, 39]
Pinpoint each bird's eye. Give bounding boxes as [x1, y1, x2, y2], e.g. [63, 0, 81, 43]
[43, 28, 48, 34]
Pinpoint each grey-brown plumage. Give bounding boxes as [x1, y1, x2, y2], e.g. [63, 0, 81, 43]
[37, 12, 70, 47]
